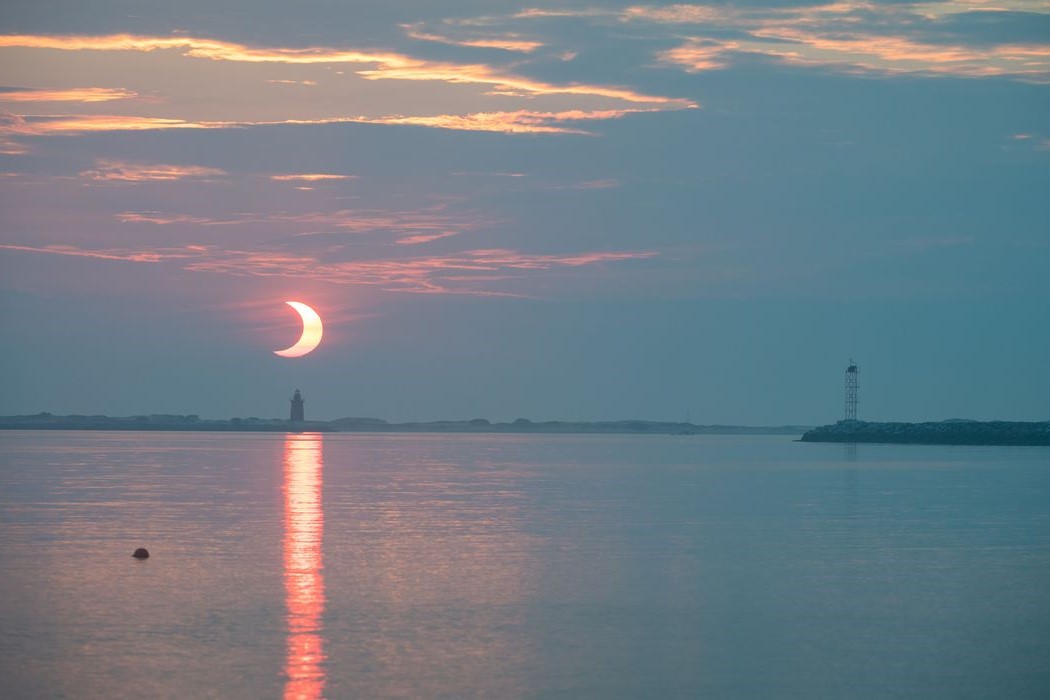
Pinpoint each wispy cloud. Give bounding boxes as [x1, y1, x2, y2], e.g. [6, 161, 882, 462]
[656, 40, 737, 73]
[0, 86, 138, 102]
[2, 114, 210, 137]
[646, 2, 1050, 81]
[269, 173, 355, 181]
[0, 33, 693, 105]
[80, 160, 226, 181]
[486, 2, 1050, 82]
[395, 231, 461, 245]
[0, 32, 694, 148]
[0, 242, 658, 295]
[352, 107, 669, 135]
[0, 110, 651, 140]
[403, 25, 543, 53]
[571, 179, 621, 189]
[743, 27, 1050, 80]
[116, 203, 495, 239]
[450, 171, 528, 178]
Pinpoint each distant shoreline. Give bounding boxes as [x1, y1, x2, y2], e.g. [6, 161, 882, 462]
[0, 413, 809, 436]
[801, 420, 1050, 446]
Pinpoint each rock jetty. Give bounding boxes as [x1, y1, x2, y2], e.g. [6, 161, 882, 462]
[801, 420, 1050, 446]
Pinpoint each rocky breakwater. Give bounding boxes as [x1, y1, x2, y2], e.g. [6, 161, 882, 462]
[801, 420, 1050, 446]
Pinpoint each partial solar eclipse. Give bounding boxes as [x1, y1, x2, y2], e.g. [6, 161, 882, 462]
[274, 301, 323, 358]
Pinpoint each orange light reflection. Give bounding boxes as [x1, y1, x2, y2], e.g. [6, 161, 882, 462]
[282, 433, 326, 700]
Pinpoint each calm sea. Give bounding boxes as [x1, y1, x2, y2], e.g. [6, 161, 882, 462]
[1, 431, 1048, 699]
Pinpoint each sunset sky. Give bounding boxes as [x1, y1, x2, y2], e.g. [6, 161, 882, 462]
[1, 0, 1047, 424]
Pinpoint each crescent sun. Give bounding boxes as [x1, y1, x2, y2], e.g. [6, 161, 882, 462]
[274, 301, 323, 358]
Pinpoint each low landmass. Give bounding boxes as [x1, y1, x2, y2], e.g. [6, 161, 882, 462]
[801, 420, 1050, 446]
[0, 412, 810, 436]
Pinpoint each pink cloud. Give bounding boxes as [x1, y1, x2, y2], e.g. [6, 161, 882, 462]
[396, 231, 461, 245]
[269, 173, 356, 181]
[115, 204, 496, 238]
[0, 243, 658, 296]
[81, 160, 226, 181]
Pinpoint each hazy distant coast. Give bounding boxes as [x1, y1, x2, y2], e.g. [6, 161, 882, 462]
[801, 420, 1050, 446]
[0, 413, 809, 436]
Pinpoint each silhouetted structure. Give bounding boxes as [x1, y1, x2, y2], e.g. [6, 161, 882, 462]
[290, 389, 305, 423]
[845, 360, 859, 421]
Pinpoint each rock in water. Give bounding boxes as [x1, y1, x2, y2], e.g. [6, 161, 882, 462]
[132, 548, 150, 559]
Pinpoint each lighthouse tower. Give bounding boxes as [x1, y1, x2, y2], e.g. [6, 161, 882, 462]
[290, 389, 305, 423]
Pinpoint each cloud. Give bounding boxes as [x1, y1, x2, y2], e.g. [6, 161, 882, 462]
[472, 2, 1050, 82]
[571, 179, 621, 189]
[0, 113, 207, 152]
[0, 87, 138, 102]
[0, 243, 190, 263]
[643, 2, 1050, 81]
[450, 171, 528, 178]
[0, 109, 654, 141]
[116, 203, 496, 239]
[2, 114, 209, 137]
[744, 26, 1050, 80]
[622, 5, 737, 25]
[80, 160, 226, 181]
[656, 40, 737, 72]
[269, 173, 356, 181]
[403, 25, 543, 53]
[0, 242, 658, 296]
[0, 31, 694, 149]
[0, 33, 692, 105]
[396, 231, 461, 245]
[352, 107, 669, 135]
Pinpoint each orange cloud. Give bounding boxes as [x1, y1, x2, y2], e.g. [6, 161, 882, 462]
[81, 160, 225, 181]
[499, 3, 1050, 82]
[618, 2, 1050, 81]
[746, 28, 1050, 79]
[354, 107, 668, 135]
[2, 114, 208, 137]
[0, 87, 137, 102]
[657, 40, 737, 72]
[0, 33, 693, 106]
[0, 111, 627, 139]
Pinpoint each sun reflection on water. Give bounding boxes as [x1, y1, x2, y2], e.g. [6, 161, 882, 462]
[283, 433, 326, 700]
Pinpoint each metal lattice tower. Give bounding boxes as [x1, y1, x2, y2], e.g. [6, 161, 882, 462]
[844, 360, 859, 421]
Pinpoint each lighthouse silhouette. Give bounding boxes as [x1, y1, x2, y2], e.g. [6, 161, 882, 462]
[290, 389, 305, 423]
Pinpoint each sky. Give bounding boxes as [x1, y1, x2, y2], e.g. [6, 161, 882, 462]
[1, 0, 1047, 425]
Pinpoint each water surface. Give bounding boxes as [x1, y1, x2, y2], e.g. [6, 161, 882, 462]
[1, 431, 1048, 698]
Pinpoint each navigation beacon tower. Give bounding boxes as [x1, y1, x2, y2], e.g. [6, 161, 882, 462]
[844, 360, 859, 421]
[290, 389, 305, 423]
